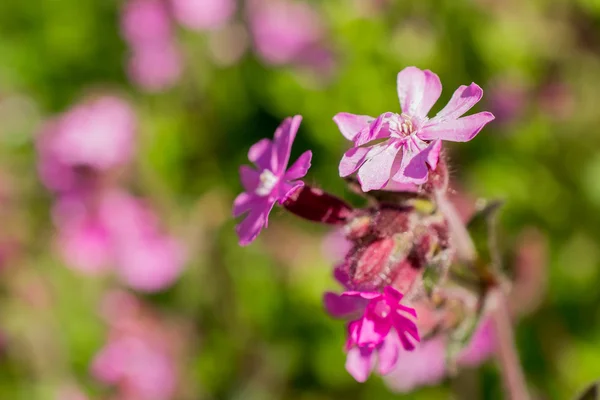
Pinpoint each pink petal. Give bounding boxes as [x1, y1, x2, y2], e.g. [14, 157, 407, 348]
[239, 165, 260, 192]
[383, 338, 447, 393]
[377, 335, 400, 375]
[271, 115, 302, 174]
[345, 347, 375, 383]
[232, 192, 258, 217]
[333, 113, 374, 141]
[284, 150, 312, 181]
[353, 112, 393, 147]
[235, 200, 275, 246]
[357, 143, 401, 191]
[397, 67, 442, 120]
[434, 83, 484, 120]
[419, 112, 495, 142]
[248, 138, 273, 170]
[457, 318, 495, 367]
[277, 181, 304, 204]
[355, 316, 385, 346]
[339, 146, 370, 177]
[323, 292, 363, 318]
[383, 286, 404, 302]
[341, 291, 380, 300]
[391, 140, 439, 184]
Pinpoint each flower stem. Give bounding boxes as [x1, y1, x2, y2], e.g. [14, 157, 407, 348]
[434, 191, 476, 262]
[436, 191, 529, 399]
[490, 288, 530, 400]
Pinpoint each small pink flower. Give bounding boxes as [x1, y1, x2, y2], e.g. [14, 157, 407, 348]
[325, 286, 420, 382]
[92, 337, 177, 400]
[233, 115, 312, 246]
[37, 96, 136, 191]
[128, 43, 183, 92]
[171, 0, 236, 31]
[121, 0, 172, 46]
[336, 66, 495, 191]
[248, 0, 324, 65]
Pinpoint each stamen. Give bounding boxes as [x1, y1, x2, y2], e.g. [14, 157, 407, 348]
[255, 169, 278, 196]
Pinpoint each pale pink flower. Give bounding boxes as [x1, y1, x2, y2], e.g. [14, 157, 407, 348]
[128, 43, 183, 92]
[121, 0, 172, 46]
[54, 190, 186, 292]
[248, 0, 324, 65]
[171, 0, 236, 31]
[92, 337, 176, 400]
[336, 66, 495, 191]
[384, 318, 495, 392]
[233, 115, 312, 246]
[37, 96, 136, 192]
[325, 286, 420, 382]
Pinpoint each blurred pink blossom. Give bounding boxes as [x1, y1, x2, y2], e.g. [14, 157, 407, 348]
[248, 0, 325, 65]
[121, 0, 172, 46]
[92, 337, 177, 400]
[171, 0, 236, 31]
[127, 43, 183, 93]
[37, 97, 136, 192]
[55, 191, 185, 292]
[92, 293, 179, 400]
[384, 318, 495, 392]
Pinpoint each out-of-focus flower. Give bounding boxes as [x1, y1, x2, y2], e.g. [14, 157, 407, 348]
[336, 66, 495, 191]
[248, 0, 325, 66]
[121, 0, 172, 46]
[92, 292, 180, 400]
[384, 318, 495, 392]
[128, 43, 183, 93]
[54, 190, 185, 292]
[325, 286, 420, 382]
[55, 384, 89, 400]
[120, 0, 183, 92]
[37, 96, 136, 192]
[233, 115, 312, 246]
[487, 78, 528, 126]
[171, 0, 236, 31]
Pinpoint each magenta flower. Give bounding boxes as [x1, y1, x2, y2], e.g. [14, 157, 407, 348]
[335, 66, 495, 191]
[233, 115, 312, 246]
[325, 286, 420, 382]
[120, 0, 172, 46]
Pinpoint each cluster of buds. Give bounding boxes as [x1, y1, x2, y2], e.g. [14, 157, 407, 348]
[233, 66, 503, 383]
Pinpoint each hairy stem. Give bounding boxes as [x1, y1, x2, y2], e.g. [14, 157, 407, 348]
[490, 289, 530, 400]
[434, 191, 476, 262]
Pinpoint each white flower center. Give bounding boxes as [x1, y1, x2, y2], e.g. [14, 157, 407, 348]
[389, 113, 415, 138]
[255, 169, 279, 196]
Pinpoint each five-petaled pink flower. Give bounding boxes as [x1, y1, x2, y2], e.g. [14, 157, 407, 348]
[233, 115, 312, 246]
[325, 286, 420, 382]
[335, 66, 495, 191]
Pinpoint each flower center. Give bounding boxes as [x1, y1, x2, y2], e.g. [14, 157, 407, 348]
[373, 299, 391, 319]
[255, 169, 279, 196]
[389, 113, 415, 138]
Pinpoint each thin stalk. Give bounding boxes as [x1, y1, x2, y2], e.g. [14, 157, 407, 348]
[436, 191, 529, 400]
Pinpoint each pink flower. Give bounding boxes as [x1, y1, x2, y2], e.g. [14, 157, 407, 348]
[128, 43, 183, 92]
[92, 337, 176, 400]
[325, 286, 420, 382]
[335, 66, 495, 191]
[54, 190, 186, 292]
[233, 115, 312, 246]
[171, 0, 236, 31]
[383, 318, 496, 392]
[248, 0, 324, 65]
[121, 0, 172, 46]
[37, 96, 136, 192]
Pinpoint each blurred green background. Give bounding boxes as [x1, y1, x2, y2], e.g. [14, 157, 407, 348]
[0, 0, 600, 398]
